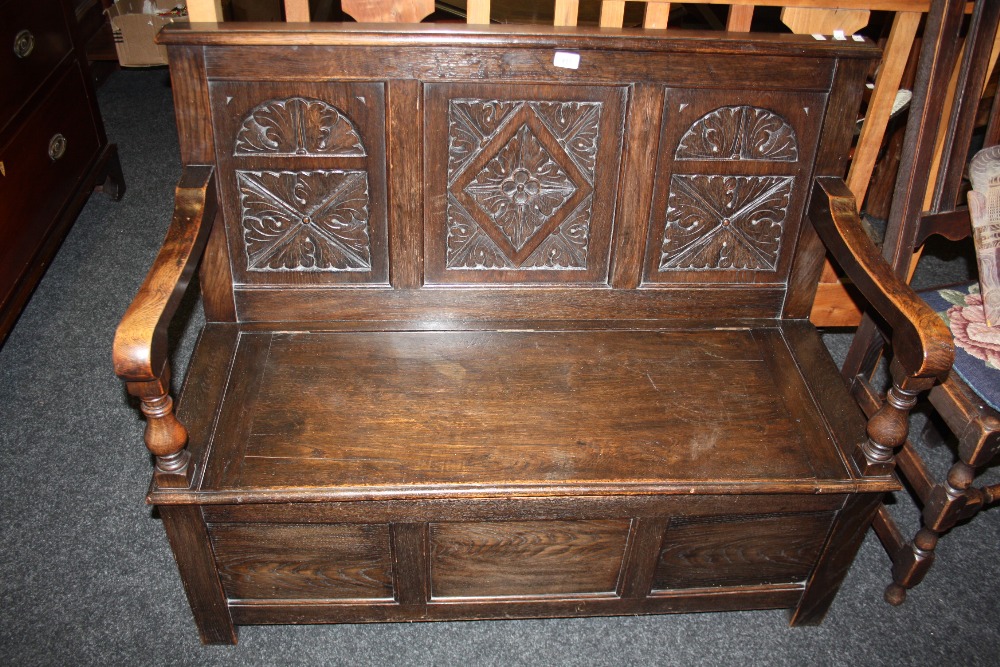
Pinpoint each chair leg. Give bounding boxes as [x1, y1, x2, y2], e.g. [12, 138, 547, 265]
[98, 144, 126, 201]
[884, 459, 981, 604]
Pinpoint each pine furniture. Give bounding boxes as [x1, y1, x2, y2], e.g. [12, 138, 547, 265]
[113, 20, 953, 643]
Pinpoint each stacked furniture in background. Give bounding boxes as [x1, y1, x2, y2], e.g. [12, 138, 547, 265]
[0, 0, 124, 346]
[843, 0, 1000, 605]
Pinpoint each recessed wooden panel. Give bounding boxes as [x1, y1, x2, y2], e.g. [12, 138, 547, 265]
[424, 83, 626, 285]
[209, 80, 389, 286]
[429, 520, 630, 598]
[642, 89, 826, 286]
[209, 523, 394, 600]
[652, 512, 834, 590]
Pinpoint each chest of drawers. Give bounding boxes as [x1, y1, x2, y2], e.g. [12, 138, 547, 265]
[0, 0, 123, 345]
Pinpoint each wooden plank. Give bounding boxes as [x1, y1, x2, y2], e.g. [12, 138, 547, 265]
[215, 329, 849, 492]
[790, 493, 882, 625]
[553, 0, 580, 26]
[781, 7, 870, 35]
[609, 84, 662, 289]
[600, 1, 626, 27]
[387, 80, 423, 288]
[186, 0, 224, 22]
[230, 586, 804, 625]
[283, 0, 310, 21]
[653, 513, 835, 590]
[466, 0, 491, 24]
[209, 523, 394, 600]
[930, 0, 1000, 212]
[159, 506, 236, 644]
[175, 323, 239, 482]
[788, 56, 871, 320]
[727, 5, 754, 31]
[643, 2, 670, 29]
[202, 494, 847, 524]
[340, 0, 435, 22]
[390, 523, 430, 605]
[618, 517, 670, 598]
[429, 520, 630, 597]
[236, 286, 787, 322]
[847, 11, 922, 201]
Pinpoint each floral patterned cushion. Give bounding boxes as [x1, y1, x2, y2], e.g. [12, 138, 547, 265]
[920, 282, 1000, 412]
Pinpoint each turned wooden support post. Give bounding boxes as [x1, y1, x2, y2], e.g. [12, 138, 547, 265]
[853, 360, 932, 477]
[126, 365, 193, 487]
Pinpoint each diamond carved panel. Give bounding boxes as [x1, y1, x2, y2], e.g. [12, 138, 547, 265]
[446, 100, 601, 270]
[238, 169, 372, 272]
[658, 175, 792, 271]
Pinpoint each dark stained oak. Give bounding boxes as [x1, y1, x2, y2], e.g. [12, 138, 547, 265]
[110, 22, 946, 643]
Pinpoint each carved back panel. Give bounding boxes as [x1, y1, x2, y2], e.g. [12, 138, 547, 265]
[163, 25, 877, 323]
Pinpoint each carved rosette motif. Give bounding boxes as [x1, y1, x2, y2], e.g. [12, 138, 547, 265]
[235, 97, 366, 157]
[675, 106, 798, 162]
[446, 99, 601, 270]
[659, 175, 793, 271]
[237, 169, 372, 271]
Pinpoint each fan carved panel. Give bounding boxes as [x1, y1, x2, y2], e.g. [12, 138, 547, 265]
[658, 175, 792, 271]
[237, 170, 372, 272]
[234, 97, 366, 157]
[446, 99, 601, 270]
[675, 106, 798, 162]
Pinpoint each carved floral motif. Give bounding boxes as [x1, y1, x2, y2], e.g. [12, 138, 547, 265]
[237, 169, 372, 271]
[465, 124, 578, 251]
[675, 106, 798, 162]
[445, 99, 602, 270]
[234, 97, 366, 157]
[658, 175, 792, 271]
[446, 194, 593, 270]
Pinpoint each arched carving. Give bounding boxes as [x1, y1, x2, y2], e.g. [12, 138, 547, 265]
[675, 106, 798, 162]
[234, 97, 366, 157]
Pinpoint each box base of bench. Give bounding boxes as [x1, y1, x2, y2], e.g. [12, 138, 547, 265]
[154, 322, 894, 643]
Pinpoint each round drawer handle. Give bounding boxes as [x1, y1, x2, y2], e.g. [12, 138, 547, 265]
[13, 29, 35, 59]
[48, 134, 67, 161]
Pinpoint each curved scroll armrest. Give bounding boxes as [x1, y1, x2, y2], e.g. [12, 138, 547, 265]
[810, 177, 954, 382]
[113, 166, 217, 383]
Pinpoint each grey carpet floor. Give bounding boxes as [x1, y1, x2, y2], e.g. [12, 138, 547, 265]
[0, 68, 998, 666]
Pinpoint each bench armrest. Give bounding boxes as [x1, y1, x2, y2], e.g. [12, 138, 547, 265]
[113, 166, 217, 383]
[810, 177, 954, 382]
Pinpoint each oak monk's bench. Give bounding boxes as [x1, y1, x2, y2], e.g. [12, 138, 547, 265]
[112, 22, 953, 644]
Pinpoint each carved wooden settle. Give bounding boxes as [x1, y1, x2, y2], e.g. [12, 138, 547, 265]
[112, 24, 953, 643]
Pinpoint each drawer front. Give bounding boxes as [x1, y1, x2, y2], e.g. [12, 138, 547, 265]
[0, 62, 101, 304]
[0, 0, 73, 130]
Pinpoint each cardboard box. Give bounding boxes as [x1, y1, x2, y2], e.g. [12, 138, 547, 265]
[108, 1, 189, 67]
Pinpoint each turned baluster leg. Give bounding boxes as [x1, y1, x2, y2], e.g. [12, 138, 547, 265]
[883, 461, 974, 605]
[853, 361, 933, 477]
[126, 364, 193, 488]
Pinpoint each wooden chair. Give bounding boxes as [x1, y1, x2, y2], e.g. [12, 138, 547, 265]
[841, 0, 1000, 604]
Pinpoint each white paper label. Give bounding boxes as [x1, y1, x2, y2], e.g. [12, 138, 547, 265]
[833, 30, 846, 41]
[553, 51, 581, 69]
